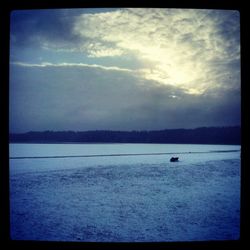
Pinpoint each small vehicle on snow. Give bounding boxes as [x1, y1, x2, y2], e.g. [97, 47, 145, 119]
[170, 157, 179, 162]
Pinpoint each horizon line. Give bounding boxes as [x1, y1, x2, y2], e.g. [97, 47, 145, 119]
[10, 125, 241, 134]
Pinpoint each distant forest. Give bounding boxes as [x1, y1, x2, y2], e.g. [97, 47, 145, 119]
[9, 126, 241, 145]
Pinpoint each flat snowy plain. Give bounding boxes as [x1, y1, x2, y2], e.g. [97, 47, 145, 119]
[9, 143, 241, 242]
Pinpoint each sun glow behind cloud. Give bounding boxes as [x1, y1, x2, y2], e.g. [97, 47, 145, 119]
[72, 8, 240, 95]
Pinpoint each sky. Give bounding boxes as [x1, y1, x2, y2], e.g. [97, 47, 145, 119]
[9, 8, 241, 133]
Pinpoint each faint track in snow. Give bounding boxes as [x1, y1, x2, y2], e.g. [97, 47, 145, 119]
[10, 150, 240, 160]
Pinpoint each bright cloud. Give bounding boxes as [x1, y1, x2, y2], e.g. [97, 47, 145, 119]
[73, 8, 240, 94]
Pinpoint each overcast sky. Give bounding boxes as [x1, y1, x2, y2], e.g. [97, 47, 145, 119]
[9, 8, 241, 133]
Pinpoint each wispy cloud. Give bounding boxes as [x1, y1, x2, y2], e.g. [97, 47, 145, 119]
[11, 61, 133, 72]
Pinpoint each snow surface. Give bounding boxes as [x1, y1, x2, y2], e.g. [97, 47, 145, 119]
[9, 143, 241, 242]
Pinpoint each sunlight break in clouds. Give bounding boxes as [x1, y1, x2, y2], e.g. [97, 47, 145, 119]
[73, 8, 240, 95]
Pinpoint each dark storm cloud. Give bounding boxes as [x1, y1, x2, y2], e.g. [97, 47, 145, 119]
[10, 9, 82, 49]
[9, 64, 241, 133]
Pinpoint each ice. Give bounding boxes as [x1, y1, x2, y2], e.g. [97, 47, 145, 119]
[9, 143, 241, 242]
[9, 143, 240, 157]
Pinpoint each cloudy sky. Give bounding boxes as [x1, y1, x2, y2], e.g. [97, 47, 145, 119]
[9, 8, 241, 133]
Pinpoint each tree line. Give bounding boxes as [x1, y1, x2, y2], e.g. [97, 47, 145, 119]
[9, 126, 241, 145]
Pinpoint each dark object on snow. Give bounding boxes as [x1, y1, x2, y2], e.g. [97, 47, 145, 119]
[170, 157, 179, 162]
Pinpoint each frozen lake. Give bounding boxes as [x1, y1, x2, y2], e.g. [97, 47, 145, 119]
[9, 143, 241, 242]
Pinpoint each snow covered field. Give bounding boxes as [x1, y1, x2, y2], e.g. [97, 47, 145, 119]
[9, 143, 241, 242]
